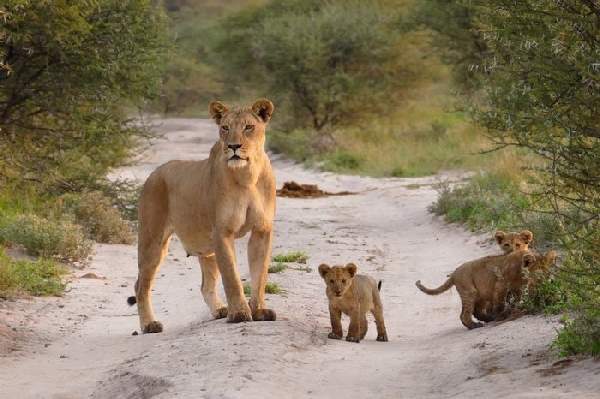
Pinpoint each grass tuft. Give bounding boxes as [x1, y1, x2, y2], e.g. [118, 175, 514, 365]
[272, 251, 308, 264]
[243, 281, 283, 296]
[0, 249, 68, 298]
[268, 263, 287, 273]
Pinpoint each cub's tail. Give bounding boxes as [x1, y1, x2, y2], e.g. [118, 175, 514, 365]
[127, 296, 137, 306]
[377, 280, 383, 292]
[415, 277, 454, 295]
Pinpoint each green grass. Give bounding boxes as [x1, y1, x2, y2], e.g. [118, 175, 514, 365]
[268, 263, 287, 273]
[272, 251, 308, 264]
[268, 83, 497, 177]
[554, 307, 600, 357]
[243, 281, 283, 296]
[0, 249, 68, 298]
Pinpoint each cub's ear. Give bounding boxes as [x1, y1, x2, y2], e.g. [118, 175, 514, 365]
[494, 230, 506, 244]
[318, 264, 331, 279]
[209, 101, 228, 125]
[522, 253, 536, 268]
[345, 263, 357, 277]
[252, 98, 274, 123]
[519, 230, 533, 244]
[545, 250, 558, 265]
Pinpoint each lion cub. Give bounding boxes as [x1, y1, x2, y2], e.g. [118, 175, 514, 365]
[318, 263, 388, 343]
[495, 230, 533, 253]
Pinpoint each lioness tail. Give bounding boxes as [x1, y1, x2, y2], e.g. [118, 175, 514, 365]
[415, 277, 454, 295]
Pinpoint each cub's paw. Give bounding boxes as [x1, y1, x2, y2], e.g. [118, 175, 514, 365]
[143, 321, 163, 334]
[252, 308, 276, 321]
[376, 333, 389, 342]
[346, 335, 361, 343]
[468, 322, 485, 330]
[213, 306, 228, 320]
[328, 332, 342, 340]
[227, 310, 252, 323]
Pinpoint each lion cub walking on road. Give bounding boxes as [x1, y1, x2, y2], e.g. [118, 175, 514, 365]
[318, 263, 388, 343]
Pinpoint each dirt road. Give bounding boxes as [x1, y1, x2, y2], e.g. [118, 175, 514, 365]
[1, 119, 598, 399]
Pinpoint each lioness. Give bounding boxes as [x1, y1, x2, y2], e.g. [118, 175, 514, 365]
[318, 263, 388, 343]
[495, 230, 533, 253]
[415, 250, 536, 329]
[128, 99, 277, 333]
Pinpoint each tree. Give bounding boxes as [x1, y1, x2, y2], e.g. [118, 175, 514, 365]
[213, 0, 429, 140]
[0, 0, 168, 192]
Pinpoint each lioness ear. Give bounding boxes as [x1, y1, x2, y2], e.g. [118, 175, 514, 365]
[252, 98, 274, 123]
[318, 264, 330, 279]
[494, 231, 506, 244]
[209, 101, 228, 125]
[519, 230, 533, 244]
[522, 253, 536, 268]
[345, 263, 357, 277]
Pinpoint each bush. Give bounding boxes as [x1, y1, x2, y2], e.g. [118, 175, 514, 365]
[0, 249, 67, 298]
[0, 0, 168, 194]
[554, 307, 600, 357]
[0, 214, 92, 262]
[64, 191, 134, 244]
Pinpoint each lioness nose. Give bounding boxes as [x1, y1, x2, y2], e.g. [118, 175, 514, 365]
[228, 144, 242, 151]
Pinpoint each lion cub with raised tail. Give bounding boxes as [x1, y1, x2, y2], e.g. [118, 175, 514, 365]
[318, 263, 388, 343]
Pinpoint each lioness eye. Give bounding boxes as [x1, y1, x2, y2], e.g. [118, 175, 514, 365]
[245, 124, 254, 131]
[342, 279, 346, 283]
[329, 279, 334, 284]
[221, 125, 229, 131]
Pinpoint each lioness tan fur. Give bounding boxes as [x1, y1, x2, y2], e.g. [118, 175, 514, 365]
[415, 250, 535, 329]
[128, 99, 277, 333]
[495, 230, 533, 253]
[318, 263, 388, 343]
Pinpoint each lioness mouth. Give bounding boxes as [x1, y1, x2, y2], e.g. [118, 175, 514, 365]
[229, 155, 247, 161]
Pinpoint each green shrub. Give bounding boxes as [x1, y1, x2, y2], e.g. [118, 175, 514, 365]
[272, 251, 308, 264]
[0, 214, 92, 262]
[64, 191, 134, 244]
[0, 249, 68, 297]
[323, 152, 363, 172]
[520, 276, 568, 315]
[554, 307, 600, 357]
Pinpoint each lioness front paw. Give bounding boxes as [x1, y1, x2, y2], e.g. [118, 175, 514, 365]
[227, 310, 252, 323]
[213, 306, 228, 319]
[376, 333, 389, 342]
[328, 332, 342, 340]
[252, 308, 276, 321]
[346, 335, 360, 343]
[143, 320, 163, 334]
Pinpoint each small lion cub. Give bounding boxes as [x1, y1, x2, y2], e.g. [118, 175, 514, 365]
[318, 263, 388, 343]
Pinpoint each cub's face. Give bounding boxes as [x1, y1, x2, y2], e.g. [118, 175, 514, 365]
[495, 230, 533, 253]
[522, 250, 558, 273]
[318, 263, 357, 297]
[208, 99, 274, 169]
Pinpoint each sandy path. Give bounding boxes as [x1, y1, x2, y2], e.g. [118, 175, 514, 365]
[1, 119, 598, 399]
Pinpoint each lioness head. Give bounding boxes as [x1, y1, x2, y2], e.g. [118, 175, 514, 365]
[208, 98, 274, 169]
[495, 230, 533, 253]
[318, 263, 357, 297]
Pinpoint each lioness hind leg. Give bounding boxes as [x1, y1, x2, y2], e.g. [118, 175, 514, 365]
[459, 292, 484, 330]
[247, 230, 276, 321]
[136, 234, 171, 334]
[199, 254, 227, 319]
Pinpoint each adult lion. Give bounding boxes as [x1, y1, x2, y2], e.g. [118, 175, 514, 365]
[128, 99, 277, 333]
